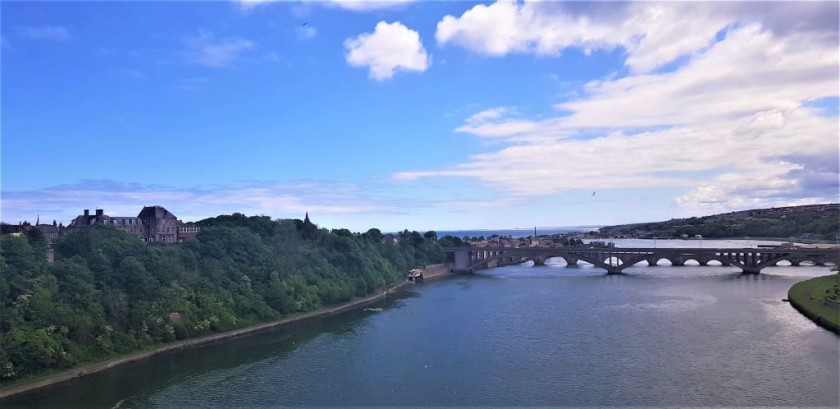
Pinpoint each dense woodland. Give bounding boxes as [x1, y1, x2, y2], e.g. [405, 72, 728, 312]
[0, 214, 445, 383]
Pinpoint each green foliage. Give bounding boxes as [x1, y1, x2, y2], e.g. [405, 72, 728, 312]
[438, 235, 465, 248]
[600, 205, 840, 240]
[0, 216, 445, 382]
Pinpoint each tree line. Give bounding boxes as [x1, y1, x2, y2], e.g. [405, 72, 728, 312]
[601, 214, 839, 240]
[0, 214, 445, 382]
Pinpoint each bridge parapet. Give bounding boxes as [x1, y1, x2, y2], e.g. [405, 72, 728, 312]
[447, 246, 839, 275]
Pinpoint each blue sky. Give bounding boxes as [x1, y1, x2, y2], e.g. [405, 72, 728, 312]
[2, 1, 838, 232]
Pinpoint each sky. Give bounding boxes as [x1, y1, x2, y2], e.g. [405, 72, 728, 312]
[1, 0, 838, 233]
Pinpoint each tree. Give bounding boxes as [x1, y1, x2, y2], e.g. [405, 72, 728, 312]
[0, 214, 446, 383]
[364, 228, 382, 243]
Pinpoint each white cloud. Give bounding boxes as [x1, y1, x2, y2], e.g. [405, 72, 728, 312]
[1, 179, 518, 231]
[236, 0, 413, 12]
[397, 20, 839, 214]
[325, 0, 413, 11]
[552, 25, 836, 129]
[236, 0, 276, 11]
[183, 31, 255, 68]
[465, 107, 510, 126]
[16, 25, 71, 42]
[1, 180, 403, 225]
[436, 0, 837, 74]
[344, 21, 430, 81]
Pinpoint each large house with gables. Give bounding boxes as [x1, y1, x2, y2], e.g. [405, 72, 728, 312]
[64, 205, 199, 243]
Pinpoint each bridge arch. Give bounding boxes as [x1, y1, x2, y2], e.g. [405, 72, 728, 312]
[544, 256, 580, 266]
[448, 246, 838, 275]
[648, 258, 672, 266]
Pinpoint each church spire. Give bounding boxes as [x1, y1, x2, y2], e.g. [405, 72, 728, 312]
[304, 211, 311, 224]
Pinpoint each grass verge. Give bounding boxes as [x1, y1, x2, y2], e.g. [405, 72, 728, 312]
[788, 274, 840, 334]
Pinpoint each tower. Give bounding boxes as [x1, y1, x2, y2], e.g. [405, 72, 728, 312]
[301, 211, 317, 240]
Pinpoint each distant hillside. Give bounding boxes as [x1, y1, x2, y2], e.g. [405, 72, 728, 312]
[599, 204, 840, 241]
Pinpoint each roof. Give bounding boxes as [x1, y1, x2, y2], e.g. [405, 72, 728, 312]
[35, 225, 61, 234]
[138, 205, 177, 219]
[70, 215, 96, 226]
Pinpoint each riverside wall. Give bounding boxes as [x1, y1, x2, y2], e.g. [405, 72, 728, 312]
[419, 263, 454, 281]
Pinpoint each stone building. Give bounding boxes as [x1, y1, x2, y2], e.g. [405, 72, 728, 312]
[138, 205, 179, 243]
[65, 205, 198, 243]
[34, 222, 62, 241]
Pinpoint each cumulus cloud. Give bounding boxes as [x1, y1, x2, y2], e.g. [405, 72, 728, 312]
[398, 14, 839, 214]
[436, 0, 838, 74]
[16, 25, 71, 42]
[345, 21, 430, 81]
[183, 31, 255, 68]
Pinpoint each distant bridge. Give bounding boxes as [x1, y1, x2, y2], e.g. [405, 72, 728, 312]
[447, 247, 840, 275]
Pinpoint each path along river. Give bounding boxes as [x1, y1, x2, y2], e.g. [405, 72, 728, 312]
[5, 239, 839, 407]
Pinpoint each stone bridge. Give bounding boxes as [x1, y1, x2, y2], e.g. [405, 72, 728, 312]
[448, 246, 839, 275]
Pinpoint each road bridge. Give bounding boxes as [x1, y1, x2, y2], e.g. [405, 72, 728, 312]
[448, 247, 839, 275]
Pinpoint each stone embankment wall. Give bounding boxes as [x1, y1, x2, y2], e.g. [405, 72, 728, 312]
[421, 263, 453, 280]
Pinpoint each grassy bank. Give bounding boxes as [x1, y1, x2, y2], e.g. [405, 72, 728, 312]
[788, 275, 840, 334]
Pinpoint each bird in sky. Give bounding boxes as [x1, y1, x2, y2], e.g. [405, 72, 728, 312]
[302, 21, 309, 26]
[591, 191, 596, 196]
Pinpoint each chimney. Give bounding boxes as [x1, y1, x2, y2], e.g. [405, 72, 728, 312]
[96, 209, 104, 217]
[84, 209, 89, 217]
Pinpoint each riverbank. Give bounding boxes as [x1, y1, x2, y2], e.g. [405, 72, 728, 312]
[788, 274, 840, 334]
[0, 277, 422, 401]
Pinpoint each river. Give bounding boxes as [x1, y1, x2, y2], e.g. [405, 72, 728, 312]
[5, 240, 839, 407]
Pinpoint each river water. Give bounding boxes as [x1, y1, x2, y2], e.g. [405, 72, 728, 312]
[5, 240, 839, 407]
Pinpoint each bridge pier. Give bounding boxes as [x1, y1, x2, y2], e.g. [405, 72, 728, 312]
[454, 250, 470, 273]
[564, 256, 578, 266]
